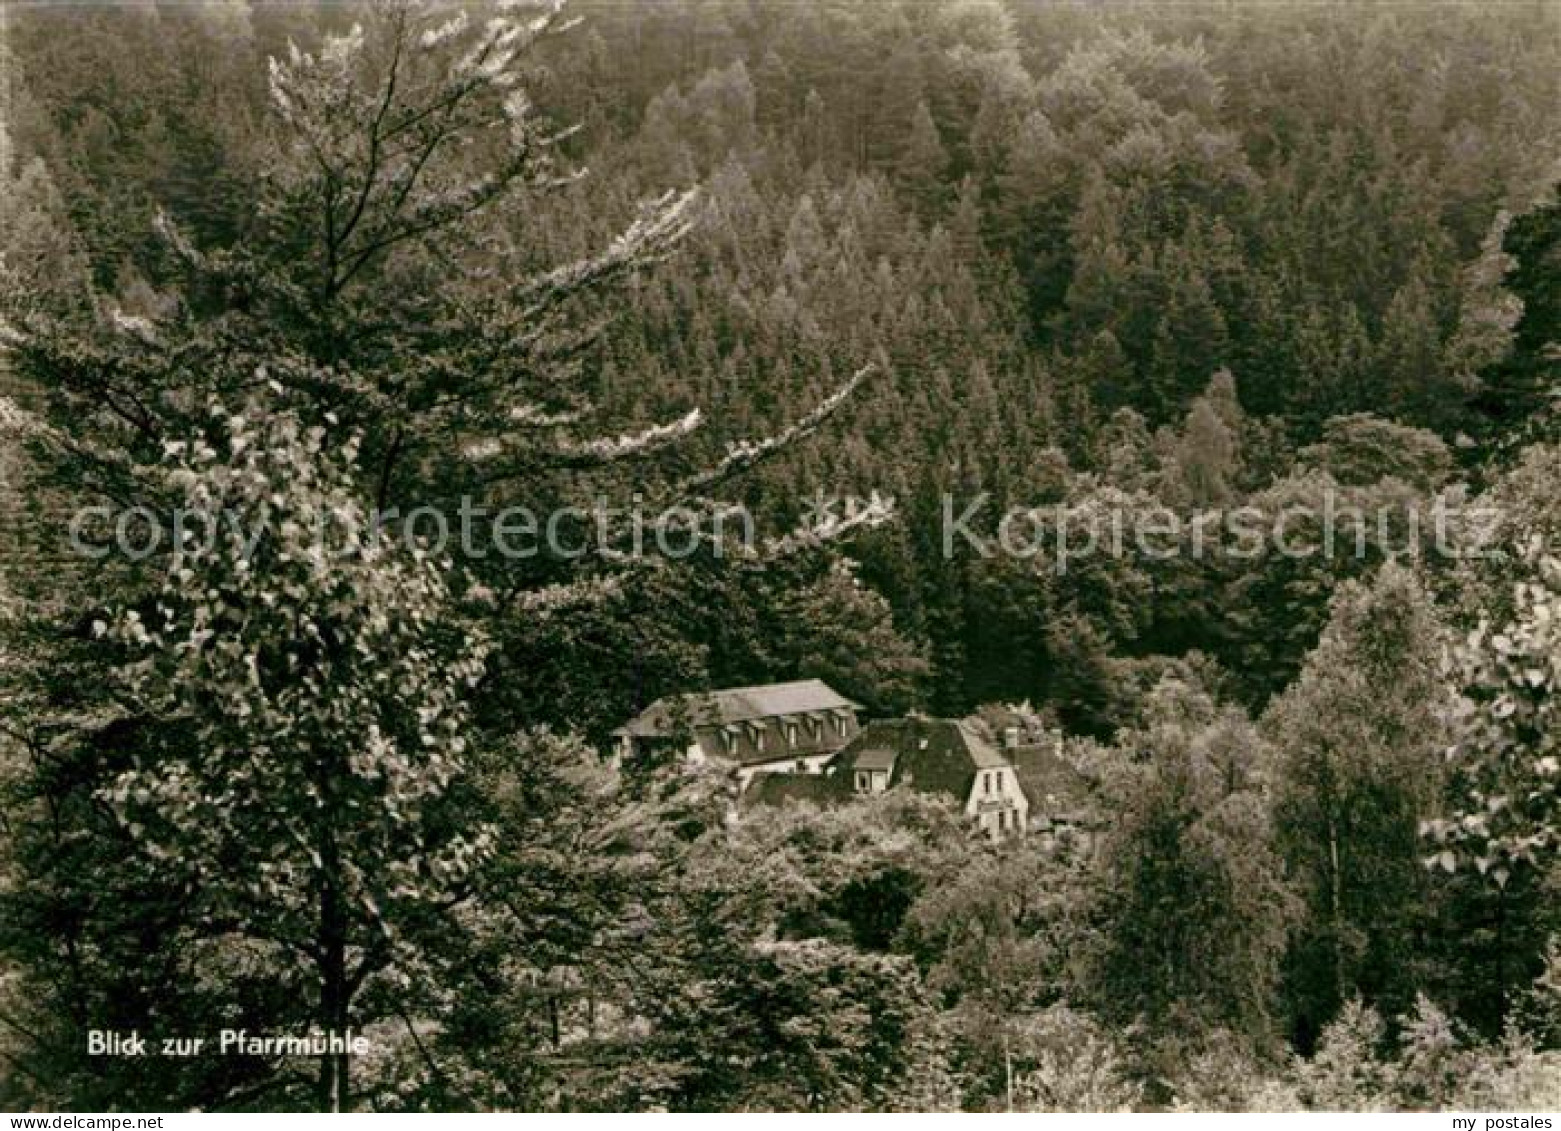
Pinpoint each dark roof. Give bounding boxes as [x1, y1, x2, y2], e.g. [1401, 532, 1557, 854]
[743, 716, 1032, 814]
[852, 746, 898, 772]
[742, 769, 851, 810]
[838, 717, 1010, 804]
[1009, 743, 1096, 820]
[613, 679, 858, 737]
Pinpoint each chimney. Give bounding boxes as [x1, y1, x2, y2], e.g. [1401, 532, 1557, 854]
[1003, 726, 1020, 749]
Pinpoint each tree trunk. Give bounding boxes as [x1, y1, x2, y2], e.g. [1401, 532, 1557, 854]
[1495, 884, 1508, 1027]
[1004, 1029, 1014, 1112]
[316, 829, 350, 1113]
[1328, 816, 1344, 1006]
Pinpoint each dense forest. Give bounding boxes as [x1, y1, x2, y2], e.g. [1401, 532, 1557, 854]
[1, 0, 1560, 1112]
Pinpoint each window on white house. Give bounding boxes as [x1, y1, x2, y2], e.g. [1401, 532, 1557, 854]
[855, 771, 869, 793]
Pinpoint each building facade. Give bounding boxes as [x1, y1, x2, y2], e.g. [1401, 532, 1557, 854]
[611, 678, 861, 786]
[835, 717, 1030, 838]
[740, 714, 1033, 840]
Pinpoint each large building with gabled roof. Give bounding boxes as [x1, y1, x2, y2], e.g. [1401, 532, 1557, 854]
[615, 683, 1069, 840]
[738, 715, 1032, 840]
[611, 678, 861, 785]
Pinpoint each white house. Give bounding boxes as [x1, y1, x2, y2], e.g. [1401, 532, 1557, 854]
[611, 678, 861, 787]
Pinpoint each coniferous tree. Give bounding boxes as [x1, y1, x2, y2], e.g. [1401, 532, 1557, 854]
[0, 3, 875, 1109]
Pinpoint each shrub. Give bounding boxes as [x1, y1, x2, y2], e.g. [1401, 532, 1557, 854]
[1010, 1005, 1143, 1113]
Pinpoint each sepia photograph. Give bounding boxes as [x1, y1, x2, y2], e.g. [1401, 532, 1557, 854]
[0, 0, 1559, 1116]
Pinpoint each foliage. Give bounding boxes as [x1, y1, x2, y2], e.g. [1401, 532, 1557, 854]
[1089, 675, 1296, 1045]
[107, 405, 487, 1109]
[1297, 414, 1453, 491]
[1010, 1004, 1142, 1113]
[1292, 999, 1393, 1112]
[1431, 546, 1561, 884]
[3, 0, 1561, 1112]
[604, 792, 972, 1111]
[1266, 563, 1449, 1040]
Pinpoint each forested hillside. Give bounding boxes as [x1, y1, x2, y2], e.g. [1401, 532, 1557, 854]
[1, 0, 1560, 1112]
